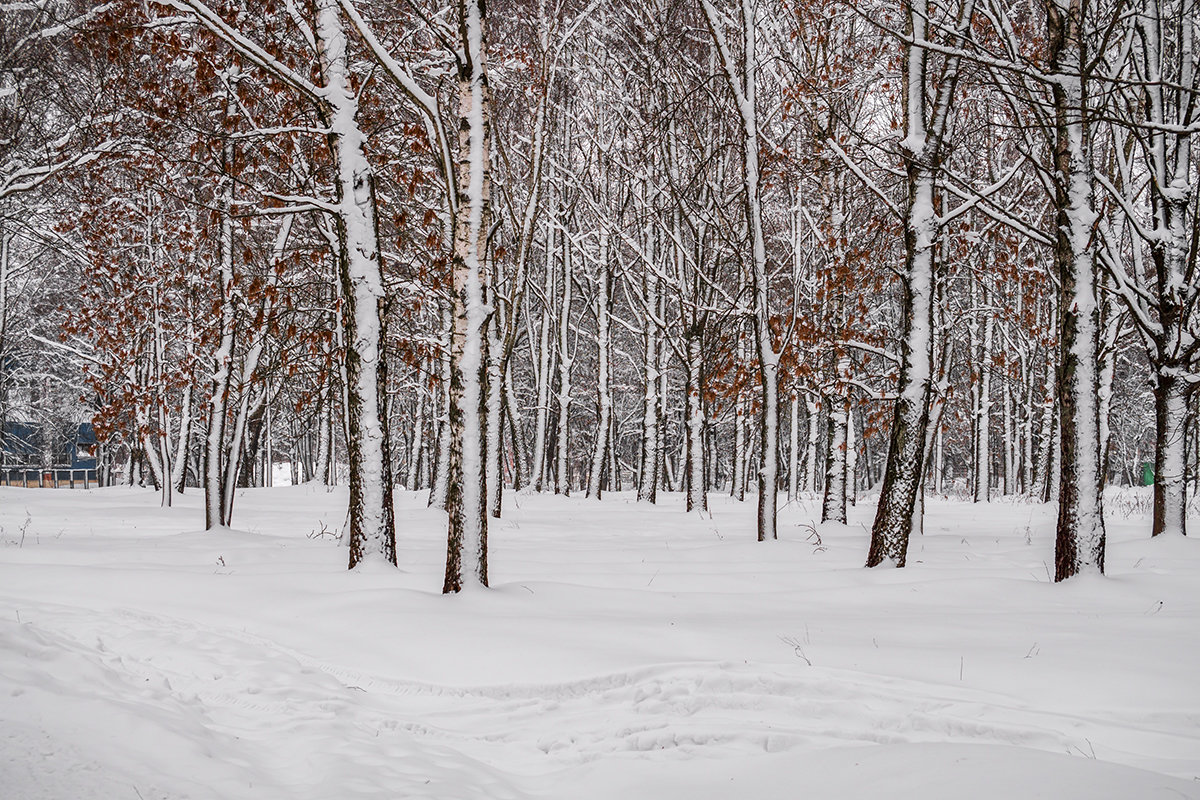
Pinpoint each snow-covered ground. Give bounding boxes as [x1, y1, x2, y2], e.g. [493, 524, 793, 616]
[1, 485, 1197, 799]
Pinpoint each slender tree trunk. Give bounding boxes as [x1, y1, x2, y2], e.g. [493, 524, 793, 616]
[1049, 0, 1105, 580]
[1153, 372, 1190, 536]
[531, 221, 555, 492]
[974, 312, 993, 502]
[443, 0, 493, 591]
[846, 404, 857, 504]
[485, 313, 504, 516]
[205, 83, 237, 529]
[587, 234, 612, 499]
[787, 389, 800, 501]
[315, 0, 397, 568]
[408, 382, 425, 490]
[683, 332, 707, 512]
[700, 0, 780, 539]
[866, 0, 970, 566]
[804, 398, 819, 493]
[505, 370, 528, 491]
[822, 395, 848, 523]
[429, 300, 453, 508]
[638, 262, 660, 502]
[1136, 0, 1196, 536]
[554, 220, 572, 496]
[731, 320, 747, 500]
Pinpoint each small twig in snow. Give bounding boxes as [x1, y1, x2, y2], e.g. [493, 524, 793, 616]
[780, 636, 812, 666]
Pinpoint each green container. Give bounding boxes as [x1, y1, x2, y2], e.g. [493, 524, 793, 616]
[1141, 462, 1155, 486]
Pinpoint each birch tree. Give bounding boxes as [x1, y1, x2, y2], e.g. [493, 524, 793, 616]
[700, 0, 784, 541]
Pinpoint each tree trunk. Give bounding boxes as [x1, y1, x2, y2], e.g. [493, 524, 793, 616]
[822, 395, 848, 523]
[407, 382, 425, 490]
[638, 266, 660, 503]
[485, 313, 505, 516]
[531, 219, 555, 492]
[732, 318, 748, 501]
[205, 83, 237, 529]
[1153, 371, 1190, 536]
[429, 300, 453, 508]
[683, 332, 707, 512]
[1049, 0, 1105, 580]
[787, 388, 800, 502]
[845, 404, 857, 504]
[865, 0, 967, 566]
[804, 398, 819, 493]
[587, 234, 612, 499]
[442, 0, 494, 592]
[974, 311, 993, 503]
[315, 0, 397, 568]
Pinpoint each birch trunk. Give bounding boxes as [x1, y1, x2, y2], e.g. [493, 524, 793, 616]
[443, 0, 493, 592]
[683, 332, 707, 512]
[787, 389, 800, 501]
[1049, 0, 1105, 580]
[822, 395, 848, 523]
[1137, 0, 1197, 537]
[586, 233, 612, 499]
[637, 266, 659, 503]
[530, 195, 556, 492]
[866, 0, 972, 566]
[554, 221, 572, 496]
[429, 300, 453, 508]
[408, 384, 425, 490]
[974, 312, 993, 503]
[804, 398, 819, 493]
[315, 0, 397, 568]
[205, 84, 237, 529]
[700, 0, 780, 540]
[846, 404, 857, 504]
[505, 371, 528, 491]
[731, 319, 747, 500]
[485, 314, 504, 515]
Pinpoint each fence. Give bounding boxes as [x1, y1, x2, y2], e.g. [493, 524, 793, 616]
[0, 468, 99, 489]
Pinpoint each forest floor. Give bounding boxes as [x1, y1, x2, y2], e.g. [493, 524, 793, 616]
[0, 483, 1197, 799]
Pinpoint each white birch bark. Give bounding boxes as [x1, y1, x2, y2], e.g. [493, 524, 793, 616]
[974, 311, 993, 503]
[637, 257, 659, 503]
[867, 0, 974, 567]
[443, 0, 493, 592]
[699, 0, 780, 540]
[845, 404, 857, 504]
[429, 300, 453, 508]
[407, 383, 425, 490]
[787, 389, 800, 501]
[531, 231, 554, 492]
[731, 318, 747, 501]
[683, 332, 707, 512]
[205, 83, 237, 529]
[314, 0, 396, 568]
[1049, 0, 1106, 579]
[586, 232, 612, 499]
[1132, 0, 1196, 537]
[822, 394, 848, 524]
[804, 398, 819, 493]
[554, 221, 573, 496]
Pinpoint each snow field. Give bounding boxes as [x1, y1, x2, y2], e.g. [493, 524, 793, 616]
[1, 485, 1197, 798]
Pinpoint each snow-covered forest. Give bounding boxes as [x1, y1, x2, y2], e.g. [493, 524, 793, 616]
[1, 0, 1198, 796]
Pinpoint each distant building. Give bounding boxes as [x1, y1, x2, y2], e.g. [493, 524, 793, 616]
[0, 421, 97, 470]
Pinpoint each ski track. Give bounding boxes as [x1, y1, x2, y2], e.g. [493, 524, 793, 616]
[4, 599, 1196, 798]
